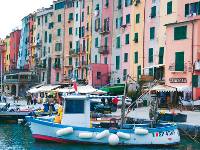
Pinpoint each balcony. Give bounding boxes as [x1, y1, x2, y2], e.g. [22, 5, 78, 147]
[69, 49, 79, 56]
[169, 63, 187, 72]
[98, 28, 110, 35]
[98, 46, 109, 54]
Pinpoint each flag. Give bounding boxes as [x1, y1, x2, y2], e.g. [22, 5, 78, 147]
[73, 81, 78, 92]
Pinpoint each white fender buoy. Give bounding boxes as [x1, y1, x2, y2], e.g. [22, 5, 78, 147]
[96, 130, 110, 140]
[56, 127, 73, 136]
[108, 134, 119, 146]
[79, 132, 93, 139]
[117, 132, 131, 140]
[134, 127, 148, 135]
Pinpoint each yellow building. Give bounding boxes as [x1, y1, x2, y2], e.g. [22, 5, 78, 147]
[4, 36, 10, 73]
[130, 0, 145, 81]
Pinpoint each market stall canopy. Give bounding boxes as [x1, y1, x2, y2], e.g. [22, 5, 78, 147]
[100, 85, 125, 95]
[54, 87, 75, 93]
[28, 85, 60, 93]
[77, 85, 98, 94]
[149, 85, 176, 92]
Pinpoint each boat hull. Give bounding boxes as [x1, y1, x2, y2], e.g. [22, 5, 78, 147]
[26, 117, 180, 146]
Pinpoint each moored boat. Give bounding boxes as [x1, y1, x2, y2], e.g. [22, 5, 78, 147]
[26, 95, 180, 146]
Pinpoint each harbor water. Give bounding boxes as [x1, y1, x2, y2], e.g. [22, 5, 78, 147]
[0, 124, 199, 150]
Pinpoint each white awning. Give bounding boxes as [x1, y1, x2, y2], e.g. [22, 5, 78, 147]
[28, 85, 60, 93]
[55, 88, 75, 93]
[175, 86, 192, 92]
[77, 85, 97, 94]
[143, 64, 165, 70]
[150, 85, 176, 92]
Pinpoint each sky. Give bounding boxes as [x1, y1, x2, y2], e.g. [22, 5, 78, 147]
[0, 0, 53, 39]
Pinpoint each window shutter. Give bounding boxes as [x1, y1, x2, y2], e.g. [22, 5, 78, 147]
[192, 75, 198, 87]
[116, 56, 120, 70]
[136, 14, 140, 23]
[174, 26, 187, 40]
[134, 52, 138, 64]
[167, 1, 172, 14]
[198, 2, 200, 15]
[137, 65, 141, 79]
[159, 47, 164, 64]
[148, 48, 153, 63]
[185, 4, 189, 17]
[149, 68, 154, 76]
[151, 6, 156, 18]
[134, 33, 138, 43]
[175, 52, 184, 71]
[150, 27, 155, 39]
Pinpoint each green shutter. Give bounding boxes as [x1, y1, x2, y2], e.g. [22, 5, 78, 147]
[124, 53, 128, 62]
[69, 27, 72, 35]
[136, 14, 140, 23]
[149, 68, 154, 76]
[192, 75, 199, 87]
[134, 33, 138, 43]
[69, 57, 72, 65]
[167, 1, 172, 15]
[116, 36, 121, 48]
[137, 65, 141, 80]
[49, 34, 52, 43]
[175, 52, 184, 71]
[126, 14, 130, 24]
[159, 47, 164, 64]
[44, 31, 47, 43]
[174, 26, 187, 40]
[148, 48, 153, 63]
[104, 37, 108, 46]
[185, 4, 189, 17]
[150, 27, 155, 39]
[134, 52, 138, 64]
[95, 38, 98, 48]
[198, 2, 200, 15]
[125, 34, 129, 44]
[116, 56, 120, 70]
[151, 6, 156, 18]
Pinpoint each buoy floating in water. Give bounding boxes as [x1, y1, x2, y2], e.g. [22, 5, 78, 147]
[108, 134, 119, 146]
[117, 132, 131, 140]
[79, 132, 93, 139]
[56, 127, 73, 136]
[134, 127, 148, 135]
[96, 130, 110, 140]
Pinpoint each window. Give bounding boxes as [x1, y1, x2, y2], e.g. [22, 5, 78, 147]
[134, 33, 138, 43]
[57, 29, 61, 36]
[45, 15, 48, 23]
[69, 13, 73, 21]
[174, 26, 187, 40]
[44, 31, 47, 43]
[69, 41, 73, 49]
[118, 0, 122, 9]
[95, 55, 97, 64]
[87, 6, 90, 15]
[75, 28, 78, 35]
[104, 57, 108, 64]
[105, 0, 109, 7]
[137, 65, 141, 79]
[167, 1, 172, 15]
[69, 57, 72, 65]
[125, 34, 129, 44]
[55, 1, 65, 10]
[65, 100, 84, 114]
[95, 37, 98, 48]
[82, 12, 84, 22]
[151, 6, 156, 18]
[42, 72, 45, 81]
[124, 53, 128, 62]
[175, 52, 184, 71]
[148, 48, 153, 63]
[75, 41, 80, 51]
[116, 18, 119, 28]
[123, 69, 127, 81]
[95, 18, 100, 31]
[149, 68, 154, 76]
[119, 17, 123, 26]
[49, 34, 52, 43]
[56, 72, 59, 81]
[69, 27, 73, 35]
[159, 47, 164, 64]
[136, 13, 140, 23]
[58, 14, 62, 22]
[97, 72, 101, 79]
[126, 14, 130, 24]
[76, 13, 78, 21]
[55, 43, 62, 51]
[116, 56, 120, 70]
[150, 27, 155, 40]
[185, 2, 200, 17]
[116, 36, 121, 48]
[37, 17, 40, 25]
[125, 0, 132, 7]
[96, 4, 99, 10]
[134, 51, 138, 64]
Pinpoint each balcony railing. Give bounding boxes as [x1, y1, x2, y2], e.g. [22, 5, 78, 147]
[98, 46, 109, 54]
[169, 63, 187, 72]
[69, 49, 79, 56]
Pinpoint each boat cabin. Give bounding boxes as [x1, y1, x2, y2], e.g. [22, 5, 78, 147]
[62, 95, 90, 128]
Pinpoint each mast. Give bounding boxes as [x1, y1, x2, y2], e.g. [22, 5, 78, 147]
[120, 75, 128, 129]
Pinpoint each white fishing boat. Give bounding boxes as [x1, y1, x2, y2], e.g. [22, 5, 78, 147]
[26, 95, 180, 146]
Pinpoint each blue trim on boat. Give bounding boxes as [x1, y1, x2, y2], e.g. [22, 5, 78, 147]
[26, 116, 178, 133]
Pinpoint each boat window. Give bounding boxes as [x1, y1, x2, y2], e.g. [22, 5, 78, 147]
[65, 100, 84, 114]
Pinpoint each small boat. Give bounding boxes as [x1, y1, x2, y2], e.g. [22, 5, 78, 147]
[26, 95, 180, 146]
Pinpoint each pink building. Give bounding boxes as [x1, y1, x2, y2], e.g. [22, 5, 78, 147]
[165, 0, 200, 100]
[9, 29, 21, 70]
